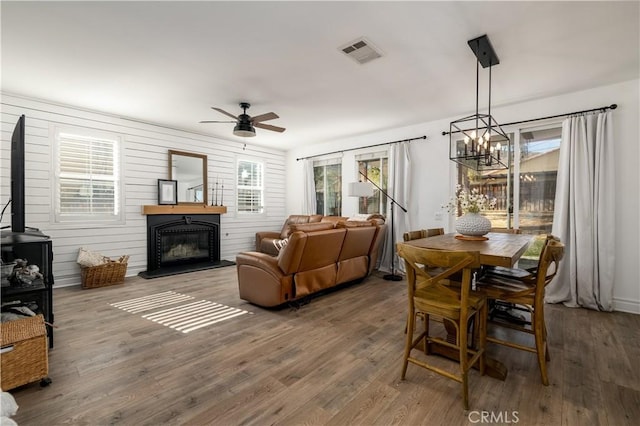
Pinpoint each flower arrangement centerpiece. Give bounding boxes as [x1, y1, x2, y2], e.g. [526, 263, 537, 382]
[442, 184, 497, 236]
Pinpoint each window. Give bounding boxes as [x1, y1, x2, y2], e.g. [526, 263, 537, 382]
[53, 127, 122, 224]
[237, 159, 264, 214]
[455, 125, 562, 266]
[356, 153, 388, 215]
[313, 159, 342, 216]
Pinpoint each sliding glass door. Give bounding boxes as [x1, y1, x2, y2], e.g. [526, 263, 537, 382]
[314, 160, 342, 216]
[512, 126, 562, 234]
[456, 124, 562, 264]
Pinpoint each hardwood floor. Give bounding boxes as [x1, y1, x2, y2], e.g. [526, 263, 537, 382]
[7, 266, 640, 425]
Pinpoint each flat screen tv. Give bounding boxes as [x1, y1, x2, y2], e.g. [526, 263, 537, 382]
[10, 114, 26, 233]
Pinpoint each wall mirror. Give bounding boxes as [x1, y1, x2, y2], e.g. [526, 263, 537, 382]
[168, 150, 208, 204]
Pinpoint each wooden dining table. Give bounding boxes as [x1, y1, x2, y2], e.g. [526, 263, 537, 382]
[402, 231, 534, 268]
[400, 231, 534, 380]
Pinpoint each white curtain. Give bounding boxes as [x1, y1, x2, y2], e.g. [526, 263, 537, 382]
[545, 111, 615, 311]
[302, 159, 316, 215]
[380, 142, 411, 274]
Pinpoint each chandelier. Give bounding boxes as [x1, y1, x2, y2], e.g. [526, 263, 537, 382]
[449, 35, 510, 171]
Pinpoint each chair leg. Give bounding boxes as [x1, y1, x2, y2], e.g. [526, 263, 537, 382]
[423, 313, 430, 355]
[478, 303, 487, 376]
[533, 309, 549, 386]
[544, 322, 551, 362]
[401, 308, 415, 380]
[459, 317, 469, 410]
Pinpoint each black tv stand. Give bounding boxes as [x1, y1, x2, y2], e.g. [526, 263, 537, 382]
[1, 231, 54, 348]
[1, 228, 49, 242]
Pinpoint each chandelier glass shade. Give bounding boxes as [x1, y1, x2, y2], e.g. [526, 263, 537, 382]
[449, 35, 510, 171]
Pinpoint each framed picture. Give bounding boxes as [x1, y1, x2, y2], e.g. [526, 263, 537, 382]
[158, 179, 178, 205]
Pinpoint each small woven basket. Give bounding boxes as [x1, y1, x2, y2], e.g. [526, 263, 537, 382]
[0, 314, 48, 391]
[81, 255, 129, 289]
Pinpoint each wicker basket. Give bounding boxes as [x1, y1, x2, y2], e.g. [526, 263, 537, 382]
[0, 314, 49, 391]
[81, 255, 129, 289]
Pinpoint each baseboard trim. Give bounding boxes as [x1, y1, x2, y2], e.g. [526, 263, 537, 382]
[613, 297, 640, 314]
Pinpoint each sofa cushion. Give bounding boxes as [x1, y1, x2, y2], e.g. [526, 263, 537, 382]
[347, 213, 371, 221]
[336, 220, 375, 228]
[278, 214, 325, 239]
[296, 228, 346, 272]
[338, 226, 377, 261]
[289, 222, 336, 233]
[258, 238, 280, 256]
[280, 215, 312, 239]
[320, 216, 349, 225]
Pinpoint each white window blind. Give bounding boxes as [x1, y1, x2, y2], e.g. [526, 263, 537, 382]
[54, 129, 122, 223]
[237, 159, 264, 214]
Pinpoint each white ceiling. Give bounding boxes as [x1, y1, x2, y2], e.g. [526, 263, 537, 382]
[2, 1, 638, 151]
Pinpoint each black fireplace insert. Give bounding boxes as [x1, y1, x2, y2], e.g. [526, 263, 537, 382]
[140, 214, 233, 278]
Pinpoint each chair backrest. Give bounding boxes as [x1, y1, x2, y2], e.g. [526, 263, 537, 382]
[532, 238, 564, 303]
[402, 228, 444, 242]
[533, 234, 562, 275]
[397, 243, 480, 298]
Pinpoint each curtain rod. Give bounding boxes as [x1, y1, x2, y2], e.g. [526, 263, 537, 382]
[296, 135, 426, 161]
[441, 104, 617, 136]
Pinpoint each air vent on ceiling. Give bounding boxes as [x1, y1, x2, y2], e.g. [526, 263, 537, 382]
[340, 37, 383, 65]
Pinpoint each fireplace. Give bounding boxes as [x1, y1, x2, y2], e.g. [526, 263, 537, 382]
[140, 213, 230, 278]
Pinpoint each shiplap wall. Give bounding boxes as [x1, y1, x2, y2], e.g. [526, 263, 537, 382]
[0, 94, 287, 287]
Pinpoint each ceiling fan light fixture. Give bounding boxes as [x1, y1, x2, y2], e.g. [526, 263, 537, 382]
[233, 121, 256, 137]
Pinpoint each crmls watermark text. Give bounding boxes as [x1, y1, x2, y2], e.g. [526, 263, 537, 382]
[468, 411, 520, 424]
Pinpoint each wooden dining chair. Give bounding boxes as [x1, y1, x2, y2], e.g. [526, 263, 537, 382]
[402, 228, 444, 242]
[475, 238, 564, 386]
[397, 243, 486, 409]
[401, 227, 447, 332]
[485, 234, 560, 281]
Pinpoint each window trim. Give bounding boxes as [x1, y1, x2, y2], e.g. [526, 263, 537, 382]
[235, 156, 265, 216]
[50, 124, 125, 228]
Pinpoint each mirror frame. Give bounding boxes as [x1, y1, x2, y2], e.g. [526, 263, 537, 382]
[168, 149, 208, 205]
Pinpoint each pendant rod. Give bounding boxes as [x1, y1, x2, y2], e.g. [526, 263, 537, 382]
[443, 104, 617, 136]
[296, 135, 426, 161]
[488, 62, 492, 135]
[475, 50, 479, 138]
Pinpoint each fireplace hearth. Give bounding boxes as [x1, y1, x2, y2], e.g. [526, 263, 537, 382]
[140, 213, 233, 278]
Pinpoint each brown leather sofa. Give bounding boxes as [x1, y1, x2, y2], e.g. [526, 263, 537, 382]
[237, 218, 386, 307]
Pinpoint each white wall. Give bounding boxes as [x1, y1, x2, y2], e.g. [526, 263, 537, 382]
[287, 79, 640, 314]
[1, 94, 287, 286]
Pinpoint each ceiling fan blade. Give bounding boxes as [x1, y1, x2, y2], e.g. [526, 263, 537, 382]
[251, 112, 279, 123]
[254, 122, 286, 133]
[199, 120, 236, 123]
[211, 107, 238, 120]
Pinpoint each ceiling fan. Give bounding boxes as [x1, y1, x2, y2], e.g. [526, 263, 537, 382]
[200, 102, 285, 137]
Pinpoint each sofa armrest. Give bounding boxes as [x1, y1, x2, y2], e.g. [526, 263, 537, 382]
[237, 251, 282, 274]
[255, 231, 281, 251]
[236, 251, 294, 307]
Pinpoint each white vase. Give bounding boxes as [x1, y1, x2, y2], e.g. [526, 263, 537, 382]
[455, 212, 492, 236]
